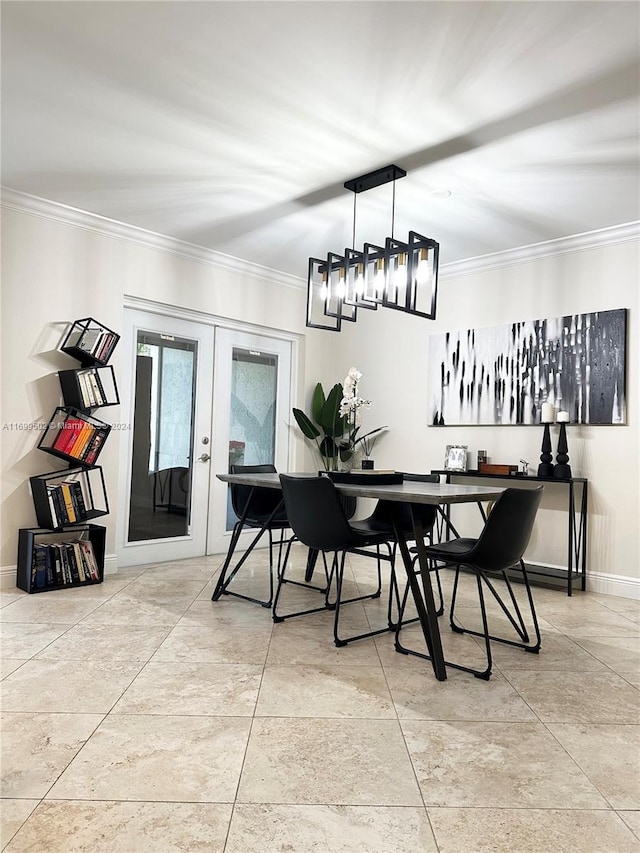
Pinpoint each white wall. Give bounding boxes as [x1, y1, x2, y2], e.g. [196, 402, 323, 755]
[2, 193, 638, 597]
[326, 234, 639, 596]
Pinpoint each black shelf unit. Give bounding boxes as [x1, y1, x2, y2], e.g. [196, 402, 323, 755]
[18, 316, 119, 592]
[17, 524, 106, 593]
[37, 406, 111, 467]
[58, 364, 119, 411]
[431, 469, 588, 596]
[60, 317, 120, 367]
[29, 465, 109, 530]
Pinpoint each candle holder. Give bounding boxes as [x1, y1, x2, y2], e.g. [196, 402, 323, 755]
[537, 422, 554, 477]
[553, 421, 572, 479]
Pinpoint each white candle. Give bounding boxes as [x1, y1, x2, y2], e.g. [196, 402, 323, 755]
[541, 402, 555, 423]
[557, 411, 570, 423]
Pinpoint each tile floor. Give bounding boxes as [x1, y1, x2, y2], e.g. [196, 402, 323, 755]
[1, 545, 639, 852]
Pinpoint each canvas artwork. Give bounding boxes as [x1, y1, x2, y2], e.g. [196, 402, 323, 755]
[428, 308, 627, 426]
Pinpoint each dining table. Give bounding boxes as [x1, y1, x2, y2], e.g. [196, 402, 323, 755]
[215, 471, 506, 681]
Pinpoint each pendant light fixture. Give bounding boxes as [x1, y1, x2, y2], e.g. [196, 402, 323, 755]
[306, 165, 439, 331]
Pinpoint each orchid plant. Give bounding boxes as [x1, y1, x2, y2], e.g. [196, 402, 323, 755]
[337, 367, 387, 462]
[292, 368, 387, 471]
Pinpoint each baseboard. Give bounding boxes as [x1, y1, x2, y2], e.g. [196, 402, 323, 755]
[1, 553, 119, 592]
[586, 570, 640, 600]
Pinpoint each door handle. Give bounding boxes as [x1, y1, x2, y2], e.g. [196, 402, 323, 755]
[198, 453, 211, 462]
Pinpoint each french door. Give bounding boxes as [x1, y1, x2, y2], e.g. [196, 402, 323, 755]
[117, 307, 293, 567]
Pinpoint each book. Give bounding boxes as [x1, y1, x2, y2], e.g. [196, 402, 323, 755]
[66, 421, 94, 459]
[60, 482, 77, 524]
[72, 542, 86, 582]
[83, 429, 108, 464]
[33, 545, 47, 589]
[79, 539, 99, 581]
[51, 417, 85, 454]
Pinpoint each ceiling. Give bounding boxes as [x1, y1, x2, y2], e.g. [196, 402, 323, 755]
[2, 1, 639, 278]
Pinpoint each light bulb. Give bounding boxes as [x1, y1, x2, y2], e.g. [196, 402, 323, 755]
[375, 259, 385, 296]
[355, 265, 365, 297]
[415, 250, 431, 286]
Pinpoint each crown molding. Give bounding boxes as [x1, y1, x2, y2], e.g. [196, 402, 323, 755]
[440, 221, 640, 278]
[3, 186, 637, 285]
[0, 187, 306, 291]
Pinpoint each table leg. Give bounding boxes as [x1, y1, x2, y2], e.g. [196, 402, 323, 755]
[393, 512, 447, 681]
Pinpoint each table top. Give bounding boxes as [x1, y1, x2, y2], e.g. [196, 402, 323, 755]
[217, 472, 506, 505]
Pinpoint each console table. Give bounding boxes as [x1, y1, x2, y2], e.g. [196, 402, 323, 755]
[431, 470, 588, 596]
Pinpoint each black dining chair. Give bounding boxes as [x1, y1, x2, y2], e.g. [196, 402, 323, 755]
[273, 474, 397, 646]
[211, 464, 291, 607]
[396, 485, 543, 679]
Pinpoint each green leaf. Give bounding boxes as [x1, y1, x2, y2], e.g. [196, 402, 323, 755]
[321, 384, 346, 436]
[319, 436, 338, 459]
[311, 383, 326, 426]
[292, 408, 321, 440]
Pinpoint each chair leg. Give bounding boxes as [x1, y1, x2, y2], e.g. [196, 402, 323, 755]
[395, 562, 492, 679]
[272, 545, 336, 623]
[332, 548, 396, 647]
[449, 561, 541, 654]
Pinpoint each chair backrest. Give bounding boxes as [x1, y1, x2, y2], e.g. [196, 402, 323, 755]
[371, 472, 439, 534]
[468, 486, 543, 572]
[279, 474, 359, 552]
[229, 464, 283, 523]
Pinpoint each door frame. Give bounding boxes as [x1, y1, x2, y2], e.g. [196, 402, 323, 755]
[118, 296, 300, 565]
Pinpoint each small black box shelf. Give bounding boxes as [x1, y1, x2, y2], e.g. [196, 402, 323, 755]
[58, 365, 119, 411]
[60, 317, 120, 366]
[30, 466, 109, 530]
[37, 407, 111, 466]
[16, 524, 105, 593]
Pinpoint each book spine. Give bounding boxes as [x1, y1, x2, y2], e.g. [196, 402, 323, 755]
[51, 418, 85, 454]
[60, 483, 77, 524]
[83, 429, 108, 464]
[69, 480, 88, 520]
[33, 545, 47, 589]
[67, 422, 95, 460]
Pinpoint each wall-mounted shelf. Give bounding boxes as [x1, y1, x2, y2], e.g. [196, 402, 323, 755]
[58, 365, 119, 410]
[29, 465, 109, 530]
[60, 317, 120, 367]
[37, 407, 111, 467]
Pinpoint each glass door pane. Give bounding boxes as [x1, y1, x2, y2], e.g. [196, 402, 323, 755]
[127, 331, 196, 542]
[226, 347, 278, 530]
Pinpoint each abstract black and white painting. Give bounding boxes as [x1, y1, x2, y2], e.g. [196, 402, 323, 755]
[428, 308, 627, 426]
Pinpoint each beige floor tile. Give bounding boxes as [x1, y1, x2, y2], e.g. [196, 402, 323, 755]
[79, 594, 195, 627]
[0, 595, 102, 624]
[503, 671, 640, 723]
[1, 712, 103, 798]
[428, 807, 639, 853]
[48, 714, 251, 802]
[0, 659, 28, 679]
[619, 810, 640, 840]
[35, 624, 172, 662]
[540, 608, 640, 637]
[3, 800, 232, 852]
[548, 723, 640, 809]
[386, 665, 536, 721]
[225, 804, 437, 852]
[112, 661, 262, 715]
[256, 664, 395, 718]
[182, 598, 274, 628]
[572, 635, 640, 674]
[266, 616, 382, 666]
[152, 623, 272, 664]
[489, 632, 609, 672]
[237, 718, 423, 806]
[0, 659, 142, 713]
[401, 720, 607, 808]
[120, 577, 210, 599]
[0, 799, 38, 849]
[0, 592, 28, 609]
[0, 622, 70, 658]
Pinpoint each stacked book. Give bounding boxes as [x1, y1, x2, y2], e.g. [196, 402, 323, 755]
[31, 539, 100, 589]
[51, 418, 109, 464]
[46, 479, 88, 527]
[75, 369, 110, 408]
[78, 327, 118, 363]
